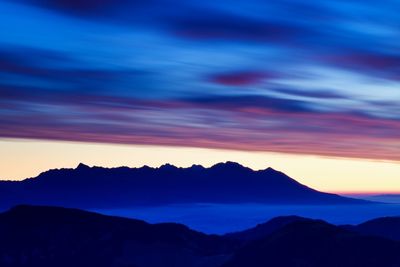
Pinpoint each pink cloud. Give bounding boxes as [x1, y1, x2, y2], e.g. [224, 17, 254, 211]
[208, 71, 273, 86]
[1, 95, 400, 162]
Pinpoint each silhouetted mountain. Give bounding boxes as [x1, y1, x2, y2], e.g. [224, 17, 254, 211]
[0, 162, 368, 210]
[0, 205, 237, 267]
[344, 216, 400, 241]
[223, 219, 400, 267]
[224, 215, 308, 241]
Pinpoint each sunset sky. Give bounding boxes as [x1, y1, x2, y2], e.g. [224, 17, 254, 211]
[0, 0, 399, 192]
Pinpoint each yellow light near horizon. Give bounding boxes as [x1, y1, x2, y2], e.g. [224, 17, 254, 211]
[0, 138, 399, 194]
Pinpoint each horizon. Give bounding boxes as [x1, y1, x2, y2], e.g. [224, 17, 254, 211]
[2, 138, 399, 195]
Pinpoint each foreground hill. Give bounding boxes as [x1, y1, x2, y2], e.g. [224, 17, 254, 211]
[224, 215, 308, 241]
[226, 214, 400, 243]
[0, 205, 236, 267]
[1, 206, 400, 267]
[0, 162, 367, 209]
[344, 216, 400, 241]
[223, 219, 400, 267]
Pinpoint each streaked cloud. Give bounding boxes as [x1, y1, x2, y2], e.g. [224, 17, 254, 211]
[1, 0, 400, 161]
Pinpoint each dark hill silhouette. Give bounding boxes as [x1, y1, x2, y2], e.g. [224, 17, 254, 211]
[1, 205, 400, 267]
[227, 215, 400, 243]
[0, 205, 237, 267]
[0, 162, 368, 210]
[224, 215, 308, 241]
[222, 219, 400, 267]
[344, 216, 400, 241]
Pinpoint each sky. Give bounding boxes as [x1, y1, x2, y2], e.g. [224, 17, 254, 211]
[0, 0, 399, 192]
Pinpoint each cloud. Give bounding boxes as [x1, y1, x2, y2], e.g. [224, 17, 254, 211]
[1, 83, 400, 161]
[0, 47, 152, 95]
[325, 52, 400, 80]
[170, 13, 307, 42]
[207, 71, 274, 86]
[20, 0, 133, 16]
[185, 95, 313, 113]
[274, 88, 348, 99]
[17, 0, 313, 43]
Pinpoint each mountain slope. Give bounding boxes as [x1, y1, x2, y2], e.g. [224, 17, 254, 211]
[345, 216, 400, 241]
[0, 162, 367, 209]
[0, 205, 237, 267]
[223, 219, 400, 267]
[224, 215, 308, 241]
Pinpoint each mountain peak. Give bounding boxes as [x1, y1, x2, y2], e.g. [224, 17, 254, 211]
[190, 164, 205, 170]
[76, 163, 90, 170]
[159, 163, 178, 170]
[211, 161, 247, 170]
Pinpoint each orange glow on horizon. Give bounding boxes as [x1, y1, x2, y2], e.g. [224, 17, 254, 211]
[1, 138, 399, 194]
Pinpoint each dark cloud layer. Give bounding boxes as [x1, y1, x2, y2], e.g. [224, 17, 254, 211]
[170, 12, 309, 42]
[23, 0, 133, 16]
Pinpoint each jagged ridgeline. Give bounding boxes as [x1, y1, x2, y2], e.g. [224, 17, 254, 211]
[0, 162, 369, 210]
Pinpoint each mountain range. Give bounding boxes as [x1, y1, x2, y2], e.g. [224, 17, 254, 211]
[0, 162, 368, 210]
[1, 205, 400, 267]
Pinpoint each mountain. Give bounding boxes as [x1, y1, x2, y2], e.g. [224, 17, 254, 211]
[222, 219, 400, 267]
[345, 216, 400, 241]
[0, 162, 368, 210]
[224, 215, 308, 241]
[0, 205, 237, 267]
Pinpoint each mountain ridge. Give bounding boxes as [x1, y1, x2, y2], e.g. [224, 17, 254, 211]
[0, 162, 370, 210]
